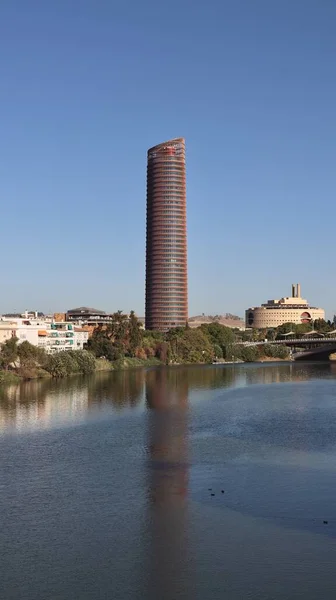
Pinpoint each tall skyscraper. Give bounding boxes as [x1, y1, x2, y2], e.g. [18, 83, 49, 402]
[145, 138, 188, 331]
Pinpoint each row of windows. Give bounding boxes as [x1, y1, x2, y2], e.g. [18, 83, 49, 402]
[152, 184, 184, 188]
[150, 163, 184, 169]
[148, 239, 186, 245]
[149, 306, 186, 310]
[153, 276, 186, 281]
[150, 195, 184, 200]
[149, 250, 185, 255]
[151, 250, 185, 256]
[153, 289, 185, 293]
[148, 314, 186, 319]
[151, 262, 184, 267]
[151, 236, 185, 241]
[151, 214, 184, 219]
[150, 233, 185, 238]
[150, 248, 185, 255]
[147, 281, 186, 286]
[159, 223, 184, 227]
[150, 242, 185, 247]
[150, 210, 185, 216]
[154, 221, 184, 226]
[151, 179, 184, 184]
[152, 181, 185, 194]
[151, 164, 184, 168]
[150, 239, 185, 244]
[151, 297, 186, 302]
[149, 272, 185, 276]
[149, 246, 186, 254]
[149, 195, 184, 200]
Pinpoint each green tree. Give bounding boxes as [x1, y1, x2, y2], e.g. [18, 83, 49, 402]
[240, 346, 259, 362]
[128, 311, 143, 357]
[167, 328, 213, 363]
[294, 323, 312, 337]
[0, 337, 18, 370]
[276, 322, 297, 337]
[200, 323, 235, 347]
[213, 344, 223, 359]
[314, 319, 332, 333]
[107, 311, 129, 344]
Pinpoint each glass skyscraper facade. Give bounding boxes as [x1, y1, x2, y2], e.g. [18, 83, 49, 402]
[145, 138, 188, 331]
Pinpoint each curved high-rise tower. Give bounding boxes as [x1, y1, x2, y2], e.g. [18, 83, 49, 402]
[145, 138, 188, 331]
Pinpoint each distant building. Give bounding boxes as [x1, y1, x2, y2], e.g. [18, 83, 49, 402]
[245, 284, 325, 329]
[66, 307, 113, 325]
[145, 138, 188, 332]
[54, 313, 66, 322]
[188, 315, 245, 330]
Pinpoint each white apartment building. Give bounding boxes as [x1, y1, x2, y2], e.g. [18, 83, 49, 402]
[37, 322, 89, 353]
[0, 317, 88, 353]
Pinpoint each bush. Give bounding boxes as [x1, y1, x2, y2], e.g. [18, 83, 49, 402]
[240, 346, 259, 362]
[72, 350, 96, 374]
[45, 350, 96, 378]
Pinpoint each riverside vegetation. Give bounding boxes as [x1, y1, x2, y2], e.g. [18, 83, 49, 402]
[0, 310, 312, 382]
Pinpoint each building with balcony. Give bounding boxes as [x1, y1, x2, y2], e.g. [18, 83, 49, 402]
[0, 317, 88, 353]
[66, 307, 113, 325]
[245, 283, 325, 329]
[145, 138, 188, 331]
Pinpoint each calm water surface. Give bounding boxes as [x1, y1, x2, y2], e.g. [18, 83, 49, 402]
[1, 362, 336, 599]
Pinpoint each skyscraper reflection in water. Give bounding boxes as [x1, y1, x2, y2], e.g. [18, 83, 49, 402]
[146, 368, 193, 599]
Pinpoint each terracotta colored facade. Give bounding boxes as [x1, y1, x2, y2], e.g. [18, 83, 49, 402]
[145, 138, 188, 331]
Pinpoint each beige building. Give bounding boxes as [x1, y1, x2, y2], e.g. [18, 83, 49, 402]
[0, 321, 17, 344]
[246, 283, 325, 329]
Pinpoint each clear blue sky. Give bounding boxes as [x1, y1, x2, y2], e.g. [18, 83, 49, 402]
[1, 0, 336, 318]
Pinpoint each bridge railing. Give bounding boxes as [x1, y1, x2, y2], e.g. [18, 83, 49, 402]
[239, 338, 336, 347]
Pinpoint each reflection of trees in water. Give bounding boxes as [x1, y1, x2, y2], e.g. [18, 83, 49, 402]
[146, 369, 192, 599]
[0, 376, 90, 430]
[1, 364, 325, 432]
[87, 369, 145, 410]
[0, 370, 145, 431]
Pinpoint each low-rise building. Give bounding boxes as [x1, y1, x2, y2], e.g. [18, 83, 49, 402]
[37, 322, 89, 353]
[245, 283, 325, 329]
[0, 317, 89, 353]
[3, 317, 46, 346]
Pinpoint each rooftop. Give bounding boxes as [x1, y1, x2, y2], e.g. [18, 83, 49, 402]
[67, 307, 106, 315]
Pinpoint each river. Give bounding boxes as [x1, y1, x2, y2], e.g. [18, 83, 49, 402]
[1, 362, 336, 599]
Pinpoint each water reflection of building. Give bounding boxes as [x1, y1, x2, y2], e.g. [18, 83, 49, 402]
[146, 368, 191, 599]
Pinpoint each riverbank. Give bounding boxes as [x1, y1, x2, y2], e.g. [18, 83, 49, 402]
[0, 356, 163, 385]
[95, 357, 162, 371]
[0, 354, 294, 386]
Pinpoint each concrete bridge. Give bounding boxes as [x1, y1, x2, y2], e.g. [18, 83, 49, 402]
[239, 338, 336, 361]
